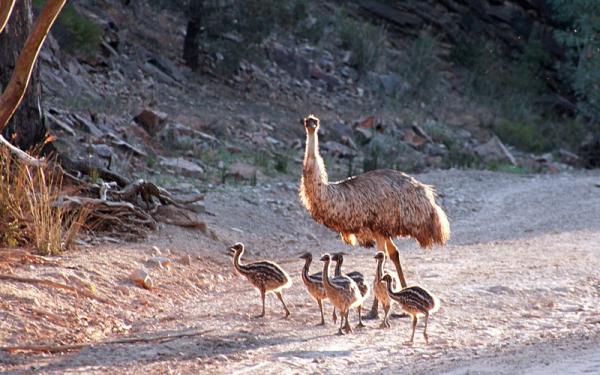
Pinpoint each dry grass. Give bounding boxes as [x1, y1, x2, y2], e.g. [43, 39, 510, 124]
[0, 147, 88, 254]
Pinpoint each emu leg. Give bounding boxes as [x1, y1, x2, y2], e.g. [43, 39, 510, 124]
[257, 289, 266, 318]
[344, 311, 353, 334]
[380, 303, 391, 329]
[364, 298, 379, 320]
[423, 312, 430, 344]
[332, 308, 337, 324]
[356, 305, 365, 328]
[317, 299, 325, 325]
[275, 291, 290, 318]
[406, 315, 417, 345]
[337, 310, 345, 335]
[366, 237, 388, 319]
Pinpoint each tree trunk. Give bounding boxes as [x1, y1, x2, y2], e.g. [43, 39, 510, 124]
[0, 0, 45, 151]
[183, 0, 204, 70]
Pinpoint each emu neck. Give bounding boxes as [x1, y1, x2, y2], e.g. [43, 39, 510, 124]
[334, 258, 343, 277]
[301, 258, 312, 283]
[233, 250, 247, 274]
[322, 259, 333, 289]
[303, 131, 328, 186]
[376, 258, 384, 282]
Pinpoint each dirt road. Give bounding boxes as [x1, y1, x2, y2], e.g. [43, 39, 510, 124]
[1, 169, 599, 374]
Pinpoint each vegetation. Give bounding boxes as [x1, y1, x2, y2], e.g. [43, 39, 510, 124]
[393, 30, 442, 104]
[550, 0, 600, 122]
[33, 0, 103, 55]
[335, 11, 386, 75]
[0, 149, 88, 254]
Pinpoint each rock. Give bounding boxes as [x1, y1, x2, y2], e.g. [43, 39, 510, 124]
[151, 246, 161, 256]
[402, 127, 429, 148]
[45, 111, 76, 136]
[557, 148, 580, 167]
[130, 269, 153, 290]
[160, 157, 204, 178]
[357, 116, 376, 129]
[189, 202, 206, 214]
[226, 161, 261, 181]
[322, 141, 356, 158]
[71, 113, 104, 137]
[310, 67, 341, 91]
[578, 136, 600, 168]
[370, 72, 403, 96]
[474, 135, 517, 166]
[148, 256, 172, 270]
[266, 42, 310, 79]
[180, 254, 192, 266]
[134, 109, 168, 135]
[354, 127, 373, 145]
[91, 143, 113, 159]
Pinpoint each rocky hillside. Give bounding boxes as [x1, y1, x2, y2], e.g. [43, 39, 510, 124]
[38, 0, 588, 198]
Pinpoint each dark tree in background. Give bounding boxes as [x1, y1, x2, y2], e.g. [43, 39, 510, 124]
[183, 0, 204, 70]
[0, 0, 47, 151]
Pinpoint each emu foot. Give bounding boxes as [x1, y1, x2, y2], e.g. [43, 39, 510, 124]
[379, 321, 390, 329]
[356, 321, 366, 329]
[337, 328, 345, 336]
[283, 310, 290, 319]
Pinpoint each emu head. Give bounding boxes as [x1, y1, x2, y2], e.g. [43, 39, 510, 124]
[303, 115, 320, 134]
[374, 251, 385, 261]
[319, 253, 331, 262]
[299, 252, 313, 260]
[331, 252, 347, 263]
[381, 274, 393, 284]
[227, 242, 244, 257]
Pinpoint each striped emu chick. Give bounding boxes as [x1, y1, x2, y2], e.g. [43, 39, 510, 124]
[332, 252, 370, 328]
[229, 243, 292, 318]
[299, 252, 329, 325]
[320, 253, 362, 335]
[373, 251, 399, 328]
[381, 274, 439, 344]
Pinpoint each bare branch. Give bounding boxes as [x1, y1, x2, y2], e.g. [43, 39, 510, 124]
[0, 0, 66, 131]
[0, 133, 44, 166]
[0, 0, 16, 33]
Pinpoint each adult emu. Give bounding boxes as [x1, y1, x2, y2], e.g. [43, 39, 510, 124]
[299, 115, 450, 317]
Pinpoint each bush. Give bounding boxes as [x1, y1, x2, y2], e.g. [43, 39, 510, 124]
[0, 149, 88, 254]
[336, 12, 386, 74]
[394, 30, 441, 103]
[33, 1, 103, 55]
[453, 36, 549, 121]
[550, 0, 600, 122]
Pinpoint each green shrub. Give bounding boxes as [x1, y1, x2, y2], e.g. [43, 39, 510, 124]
[452, 36, 549, 122]
[550, 0, 600, 121]
[52, 4, 103, 55]
[394, 30, 441, 103]
[336, 12, 386, 74]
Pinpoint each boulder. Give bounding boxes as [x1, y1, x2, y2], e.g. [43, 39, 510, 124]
[160, 157, 204, 178]
[474, 135, 517, 166]
[134, 109, 168, 135]
[130, 269, 153, 290]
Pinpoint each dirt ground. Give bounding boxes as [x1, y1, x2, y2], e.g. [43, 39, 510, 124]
[1, 169, 599, 374]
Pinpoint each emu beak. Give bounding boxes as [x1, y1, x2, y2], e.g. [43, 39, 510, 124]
[224, 247, 235, 257]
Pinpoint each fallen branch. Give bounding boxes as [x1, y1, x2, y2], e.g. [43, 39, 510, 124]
[0, 133, 44, 167]
[1, 328, 214, 353]
[0, 274, 112, 305]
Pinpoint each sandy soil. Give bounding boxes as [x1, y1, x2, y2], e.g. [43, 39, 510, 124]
[1, 169, 599, 374]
